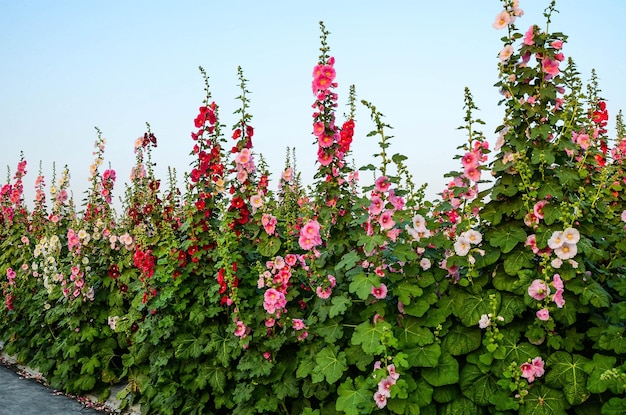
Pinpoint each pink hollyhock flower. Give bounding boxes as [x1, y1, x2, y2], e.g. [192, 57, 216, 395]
[551, 40, 563, 49]
[621, 210, 626, 222]
[374, 392, 387, 409]
[262, 214, 277, 235]
[387, 364, 400, 381]
[464, 166, 481, 182]
[375, 176, 391, 193]
[285, 254, 297, 267]
[548, 231, 564, 249]
[562, 228, 580, 244]
[292, 319, 306, 331]
[554, 242, 577, 260]
[318, 135, 334, 148]
[523, 25, 535, 45]
[234, 320, 248, 338]
[553, 289, 565, 308]
[317, 149, 333, 166]
[372, 283, 388, 300]
[313, 122, 325, 137]
[368, 195, 384, 215]
[454, 236, 471, 257]
[316, 286, 332, 299]
[552, 274, 564, 291]
[420, 258, 431, 270]
[263, 288, 286, 314]
[492, 10, 511, 29]
[462, 229, 482, 245]
[299, 219, 322, 250]
[532, 357, 545, 378]
[6, 268, 16, 284]
[378, 210, 395, 230]
[388, 189, 405, 210]
[499, 44, 514, 62]
[328, 274, 337, 287]
[536, 308, 550, 321]
[542, 57, 560, 77]
[528, 279, 550, 301]
[520, 362, 536, 382]
[478, 314, 491, 329]
[377, 376, 395, 398]
[533, 200, 547, 219]
[461, 151, 479, 169]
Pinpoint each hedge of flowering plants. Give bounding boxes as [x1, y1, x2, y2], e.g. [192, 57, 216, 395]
[2, 1, 626, 414]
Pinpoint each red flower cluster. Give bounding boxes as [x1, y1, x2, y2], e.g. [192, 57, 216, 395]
[217, 264, 239, 305]
[339, 119, 355, 153]
[133, 248, 155, 280]
[194, 104, 217, 129]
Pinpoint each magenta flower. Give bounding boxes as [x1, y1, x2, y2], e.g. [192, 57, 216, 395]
[375, 176, 391, 193]
[542, 57, 560, 77]
[378, 210, 395, 230]
[292, 319, 306, 331]
[523, 25, 535, 45]
[371, 283, 388, 300]
[528, 279, 550, 301]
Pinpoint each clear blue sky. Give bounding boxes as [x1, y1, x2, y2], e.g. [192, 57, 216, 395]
[1, 1, 625, 209]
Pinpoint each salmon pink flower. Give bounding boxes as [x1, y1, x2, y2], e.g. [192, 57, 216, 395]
[375, 176, 391, 193]
[542, 57, 560, 77]
[499, 44, 514, 62]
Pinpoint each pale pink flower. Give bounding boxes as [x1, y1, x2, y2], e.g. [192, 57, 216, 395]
[262, 214, 277, 235]
[528, 279, 550, 301]
[420, 258, 431, 271]
[492, 10, 511, 29]
[463, 229, 482, 245]
[377, 376, 395, 398]
[553, 289, 565, 308]
[532, 357, 545, 378]
[373, 391, 387, 409]
[621, 210, 626, 222]
[387, 364, 400, 381]
[499, 44, 514, 62]
[536, 308, 550, 321]
[562, 228, 580, 244]
[552, 274, 564, 291]
[478, 314, 491, 329]
[454, 236, 471, 256]
[412, 214, 427, 232]
[548, 231, 564, 249]
[554, 242, 577, 260]
[250, 194, 263, 209]
[371, 283, 388, 300]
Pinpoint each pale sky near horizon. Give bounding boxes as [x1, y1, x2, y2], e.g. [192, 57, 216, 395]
[1, 1, 625, 211]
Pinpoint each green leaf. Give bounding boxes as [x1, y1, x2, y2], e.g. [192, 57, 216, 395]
[452, 291, 496, 327]
[351, 321, 390, 354]
[488, 224, 527, 253]
[335, 250, 361, 271]
[439, 396, 481, 415]
[258, 233, 281, 257]
[312, 345, 348, 385]
[602, 397, 626, 414]
[315, 318, 344, 343]
[460, 364, 498, 406]
[545, 351, 590, 405]
[329, 295, 351, 318]
[422, 353, 459, 386]
[406, 343, 442, 368]
[205, 366, 227, 394]
[520, 385, 567, 415]
[174, 333, 206, 360]
[504, 250, 534, 275]
[441, 325, 481, 356]
[541, 203, 562, 226]
[398, 316, 435, 347]
[348, 272, 375, 300]
[336, 377, 372, 415]
[498, 292, 527, 323]
[395, 281, 423, 305]
[273, 374, 299, 399]
[568, 279, 612, 308]
[584, 354, 618, 394]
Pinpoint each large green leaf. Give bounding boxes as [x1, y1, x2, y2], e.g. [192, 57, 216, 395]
[439, 396, 482, 415]
[406, 343, 442, 368]
[422, 353, 459, 386]
[584, 354, 618, 394]
[258, 233, 281, 257]
[504, 249, 534, 275]
[336, 377, 372, 415]
[545, 351, 590, 405]
[441, 325, 481, 356]
[397, 316, 435, 347]
[488, 224, 527, 253]
[329, 295, 352, 318]
[459, 364, 499, 406]
[395, 281, 423, 305]
[312, 345, 348, 384]
[452, 291, 497, 327]
[351, 321, 389, 354]
[520, 385, 567, 415]
[174, 333, 206, 359]
[568, 278, 612, 308]
[348, 272, 376, 300]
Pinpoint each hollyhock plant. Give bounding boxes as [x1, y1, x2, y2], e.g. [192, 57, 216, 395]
[528, 279, 550, 301]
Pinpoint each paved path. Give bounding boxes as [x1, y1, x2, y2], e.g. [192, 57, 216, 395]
[0, 365, 107, 415]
